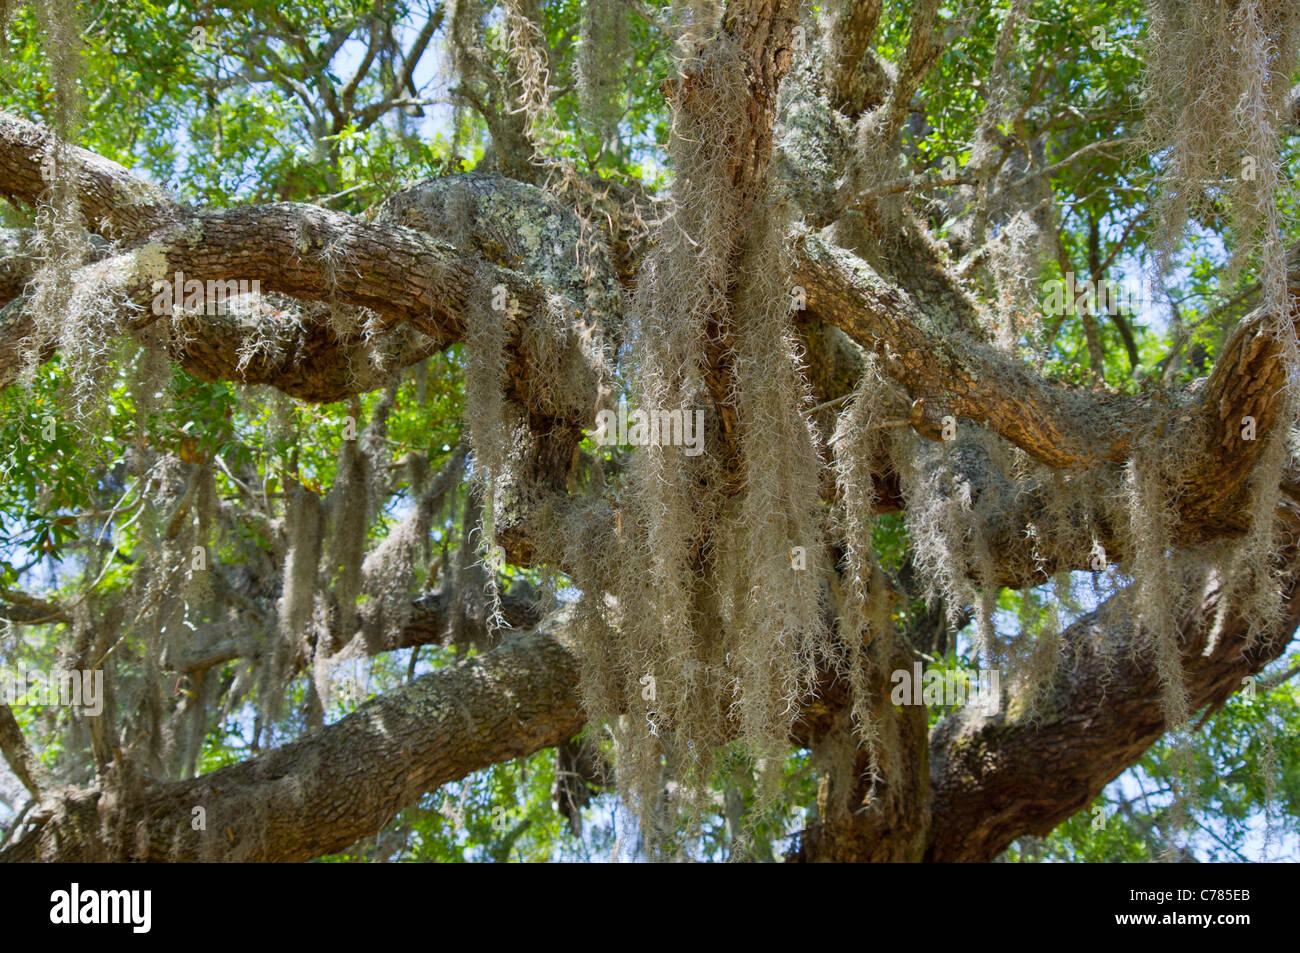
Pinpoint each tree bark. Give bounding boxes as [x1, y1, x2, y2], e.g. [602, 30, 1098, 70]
[790, 507, 1300, 861]
[2, 624, 582, 862]
[2, 5, 1298, 861]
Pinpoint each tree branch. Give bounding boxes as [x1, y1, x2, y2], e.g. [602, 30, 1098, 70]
[795, 231, 1300, 542]
[1, 621, 582, 862]
[793, 504, 1300, 861]
[0, 114, 176, 242]
[923, 507, 1300, 861]
[0, 704, 46, 802]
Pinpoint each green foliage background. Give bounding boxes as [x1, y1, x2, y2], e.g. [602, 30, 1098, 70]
[0, 0, 1296, 860]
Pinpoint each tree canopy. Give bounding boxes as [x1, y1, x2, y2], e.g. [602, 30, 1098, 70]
[0, 0, 1298, 863]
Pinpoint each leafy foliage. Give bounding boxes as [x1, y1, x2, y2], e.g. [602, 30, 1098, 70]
[0, 0, 1297, 862]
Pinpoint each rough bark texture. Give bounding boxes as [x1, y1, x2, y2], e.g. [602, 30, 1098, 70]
[10, 505, 1296, 863]
[923, 520, 1300, 861]
[3, 625, 582, 862]
[2, 0, 1298, 864]
[0, 113, 175, 242]
[790, 507, 1300, 862]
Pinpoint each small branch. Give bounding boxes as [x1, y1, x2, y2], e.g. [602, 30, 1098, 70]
[803, 392, 854, 416]
[1261, 663, 1300, 691]
[0, 704, 46, 801]
[0, 588, 69, 625]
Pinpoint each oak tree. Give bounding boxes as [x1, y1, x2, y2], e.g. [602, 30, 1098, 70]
[0, 0, 1298, 862]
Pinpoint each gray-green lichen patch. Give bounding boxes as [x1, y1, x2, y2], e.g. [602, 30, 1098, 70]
[112, 173, 167, 209]
[180, 218, 205, 247]
[134, 241, 171, 286]
[773, 56, 852, 222]
[374, 173, 619, 325]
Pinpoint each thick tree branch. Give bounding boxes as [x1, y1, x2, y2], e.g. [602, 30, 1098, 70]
[826, 0, 884, 113]
[796, 232, 1300, 542]
[1, 622, 582, 862]
[792, 504, 1300, 861]
[0, 174, 601, 431]
[796, 231, 1137, 468]
[0, 114, 176, 242]
[923, 507, 1300, 861]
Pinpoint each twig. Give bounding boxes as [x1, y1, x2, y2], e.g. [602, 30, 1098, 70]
[803, 393, 854, 417]
[0, 798, 33, 851]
